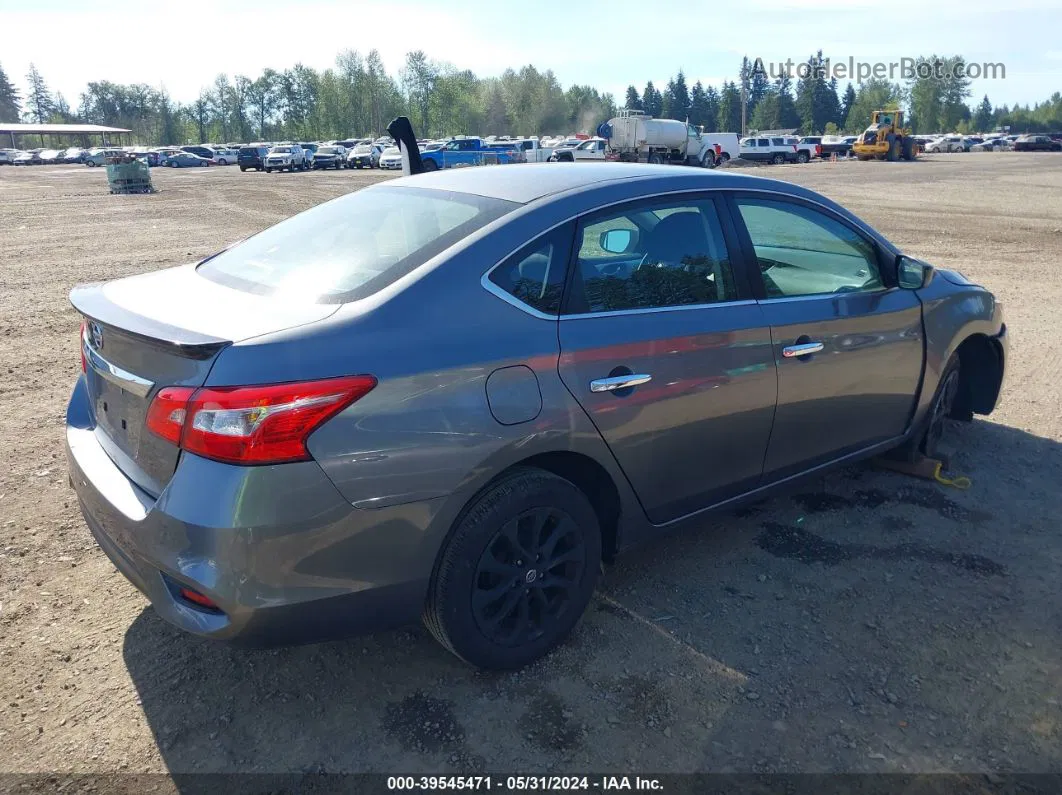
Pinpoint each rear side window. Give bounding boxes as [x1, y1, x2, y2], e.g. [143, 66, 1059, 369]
[488, 225, 573, 315]
[198, 186, 517, 304]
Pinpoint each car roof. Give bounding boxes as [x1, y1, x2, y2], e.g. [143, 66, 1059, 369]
[387, 162, 796, 204]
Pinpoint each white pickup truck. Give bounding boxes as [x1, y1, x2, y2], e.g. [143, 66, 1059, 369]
[489, 138, 555, 163]
[550, 137, 608, 162]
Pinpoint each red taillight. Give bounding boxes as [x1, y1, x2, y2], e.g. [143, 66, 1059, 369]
[145, 386, 195, 445]
[816, 144, 822, 156]
[145, 376, 376, 465]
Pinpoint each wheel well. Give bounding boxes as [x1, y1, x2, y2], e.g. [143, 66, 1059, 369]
[954, 333, 1004, 416]
[510, 452, 622, 561]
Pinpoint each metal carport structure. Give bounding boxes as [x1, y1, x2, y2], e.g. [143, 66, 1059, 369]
[0, 123, 133, 148]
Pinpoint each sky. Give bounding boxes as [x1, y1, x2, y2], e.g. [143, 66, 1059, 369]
[2, 0, 1060, 111]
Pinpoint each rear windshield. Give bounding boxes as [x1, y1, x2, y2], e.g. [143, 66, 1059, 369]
[197, 186, 518, 304]
[317, 147, 339, 154]
[354, 145, 372, 153]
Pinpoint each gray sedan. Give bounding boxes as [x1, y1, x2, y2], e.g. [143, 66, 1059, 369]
[66, 164, 1006, 669]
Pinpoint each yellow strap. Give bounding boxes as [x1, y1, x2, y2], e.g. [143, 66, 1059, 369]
[932, 462, 971, 490]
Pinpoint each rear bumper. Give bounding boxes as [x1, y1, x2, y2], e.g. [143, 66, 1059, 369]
[65, 375, 432, 647]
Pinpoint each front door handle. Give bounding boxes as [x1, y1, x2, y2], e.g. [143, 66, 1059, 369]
[782, 342, 824, 358]
[590, 374, 652, 393]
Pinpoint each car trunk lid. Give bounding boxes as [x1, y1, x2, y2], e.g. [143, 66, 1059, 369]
[71, 263, 339, 496]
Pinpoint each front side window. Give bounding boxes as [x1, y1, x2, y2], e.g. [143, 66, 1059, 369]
[198, 186, 517, 304]
[735, 198, 883, 298]
[567, 198, 738, 314]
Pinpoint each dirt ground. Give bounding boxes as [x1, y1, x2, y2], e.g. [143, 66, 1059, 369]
[1, 155, 1060, 780]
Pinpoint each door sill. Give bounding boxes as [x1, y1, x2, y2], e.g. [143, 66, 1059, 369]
[654, 435, 906, 529]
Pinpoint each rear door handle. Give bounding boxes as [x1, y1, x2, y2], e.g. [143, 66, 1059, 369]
[782, 342, 824, 358]
[590, 374, 652, 393]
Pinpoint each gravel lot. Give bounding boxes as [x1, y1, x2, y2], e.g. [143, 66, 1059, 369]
[1, 155, 1060, 779]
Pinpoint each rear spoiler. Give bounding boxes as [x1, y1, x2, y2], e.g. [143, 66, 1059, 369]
[70, 282, 228, 359]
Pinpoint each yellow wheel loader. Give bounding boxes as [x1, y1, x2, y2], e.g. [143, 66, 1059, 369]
[852, 110, 918, 161]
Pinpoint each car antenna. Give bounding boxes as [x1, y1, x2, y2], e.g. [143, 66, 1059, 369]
[386, 116, 425, 176]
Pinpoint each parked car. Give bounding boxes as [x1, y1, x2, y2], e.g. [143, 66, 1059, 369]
[347, 143, 382, 169]
[180, 145, 217, 161]
[37, 149, 64, 165]
[83, 148, 125, 167]
[1013, 135, 1061, 152]
[312, 145, 347, 169]
[378, 145, 403, 169]
[970, 138, 1010, 152]
[162, 151, 215, 167]
[212, 148, 239, 165]
[739, 136, 800, 164]
[0, 148, 16, 165]
[66, 163, 1006, 670]
[62, 147, 87, 164]
[14, 150, 40, 165]
[264, 145, 308, 172]
[924, 136, 964, 154]
[299, 143, 318, 162]
[238, 145, 271, 171]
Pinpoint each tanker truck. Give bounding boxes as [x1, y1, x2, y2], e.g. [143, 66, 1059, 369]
[598, 109, 738, 167]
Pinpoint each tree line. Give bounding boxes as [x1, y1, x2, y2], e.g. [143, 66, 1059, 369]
[0, 52, 1059, 148]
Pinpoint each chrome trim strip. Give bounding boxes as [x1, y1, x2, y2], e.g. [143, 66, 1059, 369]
[478, 184, 888, 320]
[590, 373, 652, 393]
[479, 275, 558, 321]
[83, 337, 155, 398]
[562, 299, 757, 321]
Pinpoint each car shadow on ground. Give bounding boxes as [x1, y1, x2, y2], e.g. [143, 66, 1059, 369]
[123, 418, 1062, 782]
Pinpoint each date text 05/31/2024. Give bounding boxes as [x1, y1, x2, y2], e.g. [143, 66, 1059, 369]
[387, 776, 664, 791]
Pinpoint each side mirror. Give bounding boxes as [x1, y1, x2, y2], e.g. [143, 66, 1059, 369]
[897, 254, 934, 289]
[599, 228, 634, 254]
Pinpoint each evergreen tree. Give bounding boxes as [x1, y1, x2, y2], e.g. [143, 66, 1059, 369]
[642, 81, 663, 117]
[25, 63, 56, 124]
[668, 71, 690, 120]
[624, 85, 641, 110]
[717, 81, 742, 133]
[840, 82, 857, 129]
[689, 81, 709, 128]
[775, 73, 801, 130]
[747, 58, 770, 120]
[0, 62, 20, 122]
[703, 85, 720, 132]
[973, 95, 993, 133]
[794, 52, 836, 134]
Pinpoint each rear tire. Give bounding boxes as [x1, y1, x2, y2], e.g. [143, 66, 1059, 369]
[901, 137, 916, 161]
[647, 153, 662, 165]
[423, 468, 602, 670]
